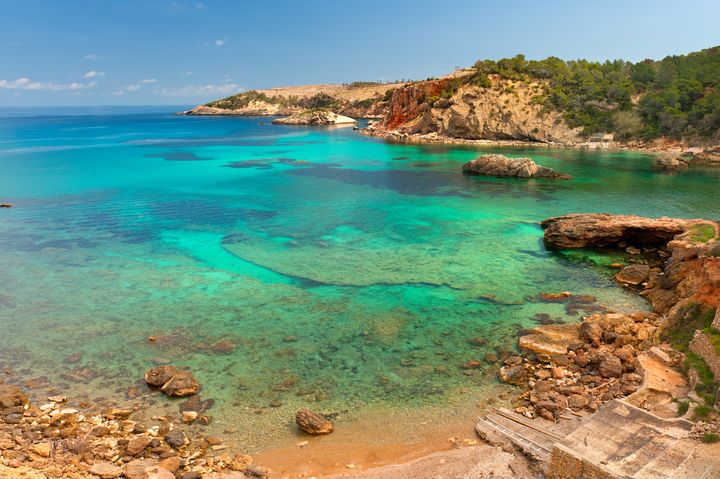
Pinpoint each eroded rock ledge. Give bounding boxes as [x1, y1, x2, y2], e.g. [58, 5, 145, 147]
[541, 213, 714, 249]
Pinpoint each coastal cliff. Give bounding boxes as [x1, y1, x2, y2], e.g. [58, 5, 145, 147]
[369, 72, 582, 144]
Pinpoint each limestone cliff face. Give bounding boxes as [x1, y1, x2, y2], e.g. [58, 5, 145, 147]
[375, 76, 583, 144]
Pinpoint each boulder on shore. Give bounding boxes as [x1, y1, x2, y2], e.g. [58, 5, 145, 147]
[295, 409, 333, 435]
[462, 154, 571, 179]
[272, 110, 356, 126]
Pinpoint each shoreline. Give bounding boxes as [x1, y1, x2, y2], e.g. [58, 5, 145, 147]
[178, 108, 706, 156]
[359, 127, 697, 156]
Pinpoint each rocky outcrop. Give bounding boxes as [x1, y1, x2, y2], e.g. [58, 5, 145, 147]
[370, 74, 582, 144]
[462, 154, 571, 179]
[691, 147, 720, 167]
[272, 110, 356, 126]
[502, 213, 720, 423]
[655, 148, 720, 170]
[543, 213, 720, 324]
[509, 311, 666, 421]
[541, 213, 712, 249]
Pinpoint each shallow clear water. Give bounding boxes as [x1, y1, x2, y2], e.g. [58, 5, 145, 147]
[0, 107, 718, 450]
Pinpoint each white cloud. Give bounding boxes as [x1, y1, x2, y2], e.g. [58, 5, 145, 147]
[84, 70, 105, 78]
[204, 39, 226, 47]
[156, 83, 243, 97]
[84, 54, 105, 60]
[0, 77, 97, 91]
[110, 84, 142, 96]
[195, 2, 205, 10]
[181, 71, 193, 76]
[141, 78, 157, 84]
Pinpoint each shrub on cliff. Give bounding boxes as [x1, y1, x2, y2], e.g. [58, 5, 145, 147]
[467, 46, 720, 141]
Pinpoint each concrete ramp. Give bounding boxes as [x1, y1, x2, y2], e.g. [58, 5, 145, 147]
[549, 399, 716, 479]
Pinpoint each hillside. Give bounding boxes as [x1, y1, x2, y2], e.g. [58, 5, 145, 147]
[185, 82, 403, 119]
[371, 46, 720, 146]
[190, 46, 720, 146]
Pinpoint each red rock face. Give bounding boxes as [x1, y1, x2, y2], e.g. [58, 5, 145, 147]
[384, 79, 452, 130]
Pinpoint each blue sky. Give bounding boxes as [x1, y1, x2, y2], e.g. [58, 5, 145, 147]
[1, 0, 719, 106]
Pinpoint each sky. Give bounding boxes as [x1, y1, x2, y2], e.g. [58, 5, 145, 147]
[1, 0, 719, 106]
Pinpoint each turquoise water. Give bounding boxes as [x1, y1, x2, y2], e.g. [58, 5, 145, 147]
[1, 107, 719, 449]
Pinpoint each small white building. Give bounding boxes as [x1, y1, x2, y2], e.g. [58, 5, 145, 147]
[588, 132, 615, 148]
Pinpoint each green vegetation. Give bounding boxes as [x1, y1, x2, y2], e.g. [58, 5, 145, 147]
[468, 47, 720, 140]
[664, 304, 719, 406]
[702, 432, 720, 443]
[687, 224, 717, 243]
[347, 81, 382, 89]
[677, 400, 690, 416]
[206, 91, 341, 111]
[694, 404, 714, 420]
[207, 90, 281, 109]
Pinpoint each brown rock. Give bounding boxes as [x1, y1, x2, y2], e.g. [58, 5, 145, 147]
[90, 462, 123, 479]
[499, 365, 526, 386]
[462, 360, 482, 370]
[579, 321, 602, 346]
[164, 429, 187, 448]
[127, 436, 151, 456]
[504, 356, 523, 367]
[0, 384, 28, 409]
[599, 353, 623, 378]
[296, 409, 333, 435]
[246, 464, 270, 478]
[615, 264, 650, 285]
[124, 459, 158, 479]
[144, 366, 178, 387]
[462, 154, 571, 179]
[160, 371, 200, 397]
[146, 467, 176, 479]
[29, 442, 52, 457]
[568, 394, 589, 410]
[519, 323, 580, 356]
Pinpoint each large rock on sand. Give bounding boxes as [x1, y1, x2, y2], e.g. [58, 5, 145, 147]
[295, 409, 333, 434]
[462, 154, 571, 179]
